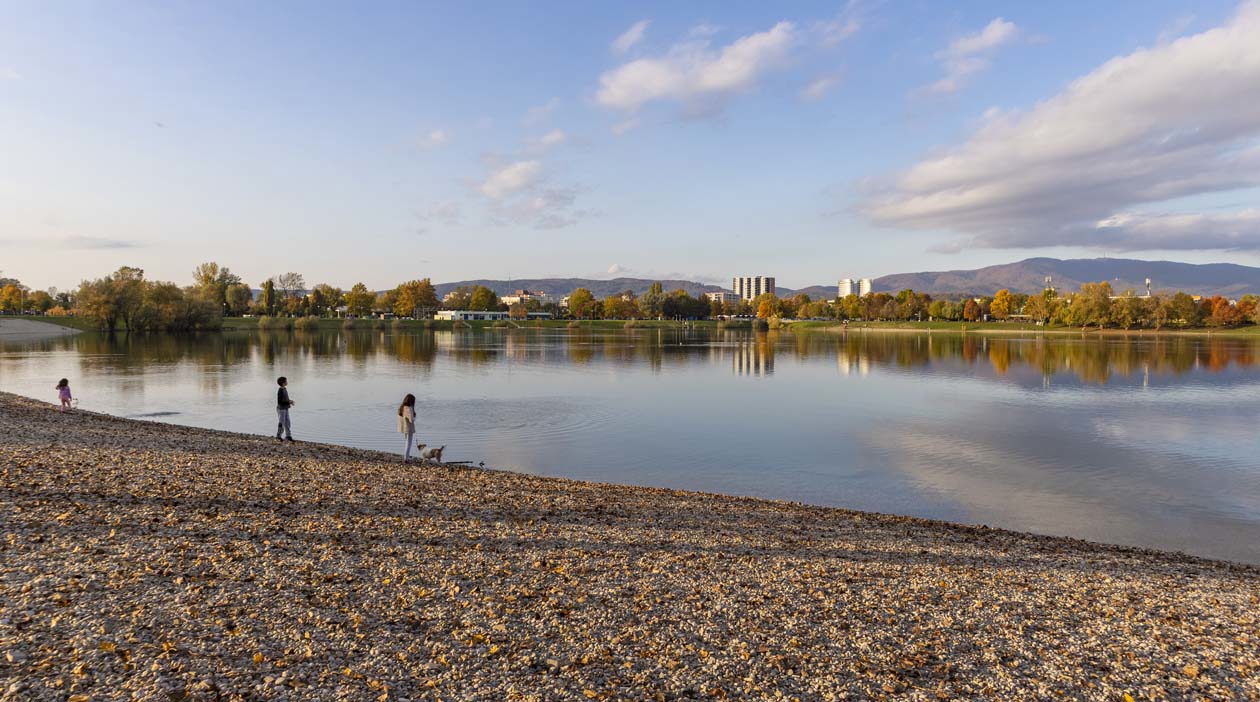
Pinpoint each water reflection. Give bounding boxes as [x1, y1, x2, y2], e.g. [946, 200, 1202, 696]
[3, 327, 1259, 563]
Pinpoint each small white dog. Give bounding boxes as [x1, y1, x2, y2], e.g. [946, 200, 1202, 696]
[414, 443, 445, 464]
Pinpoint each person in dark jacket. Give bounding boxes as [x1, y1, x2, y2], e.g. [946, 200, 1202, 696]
[276, 376, 295, 441]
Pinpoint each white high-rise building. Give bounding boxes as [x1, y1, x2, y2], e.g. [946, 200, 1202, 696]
[857, 278, 873, 297]
[732, 276, 776, 301]
[838, 279, 856, 298]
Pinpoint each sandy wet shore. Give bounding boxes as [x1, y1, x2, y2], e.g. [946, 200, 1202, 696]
[1, 391, 1257, 701]
[0, 318, 80, 342]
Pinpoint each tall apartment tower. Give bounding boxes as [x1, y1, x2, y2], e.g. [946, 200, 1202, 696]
[838, 279, 856, 298]
[857, 278, 873, 297]
[732, 276, 776, 301]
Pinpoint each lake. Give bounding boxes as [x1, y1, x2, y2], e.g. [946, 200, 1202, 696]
[3, 326, 1259, 564]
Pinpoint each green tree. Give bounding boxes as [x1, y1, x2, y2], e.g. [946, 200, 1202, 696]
[225, 283, 253, 316]
[567, 288, 595, 318]
[468, 285, 499, 311]
[639, 282, 665, 319]
[1168, 292, 1199, 327]
[260, 279, 277, 314]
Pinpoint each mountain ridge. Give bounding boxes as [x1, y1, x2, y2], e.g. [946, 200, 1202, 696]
[426, 258, 1260, 301]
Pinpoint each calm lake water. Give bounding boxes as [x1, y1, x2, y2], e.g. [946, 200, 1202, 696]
[3, 327, 1259, 564]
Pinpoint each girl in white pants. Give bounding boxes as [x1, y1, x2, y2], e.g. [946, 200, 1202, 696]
[398, 393, 417, 462]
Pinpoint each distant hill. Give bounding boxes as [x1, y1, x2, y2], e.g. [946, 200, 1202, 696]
[418, 258, 1260, 304]
[870, 257, 1260, 298]
[433, 278, 725, 300]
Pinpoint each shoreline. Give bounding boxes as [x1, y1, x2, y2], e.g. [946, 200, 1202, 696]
[2, 391, 1258, 698]
[0, 317, 82, 342]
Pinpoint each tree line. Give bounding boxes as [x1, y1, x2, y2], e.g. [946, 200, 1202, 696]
[5, 263, 1260, 331]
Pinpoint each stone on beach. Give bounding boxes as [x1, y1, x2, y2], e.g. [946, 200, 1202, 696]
[0, 391, 1257, 700]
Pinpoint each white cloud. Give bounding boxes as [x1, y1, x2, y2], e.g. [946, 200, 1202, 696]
[863, 1, 1260, 252]
[607, 264, 632, 275]
[801, 74, 840, 101]
[812, 2, 861, 48]
[1092, 210, 1260, 251]
[418, 129, 450, 150]
[528, 128, 567, 153]
[490, 186, 590, 230]
[480, 160, 542, 199]
[612, 20, 650, 54]
[479, 161, 590, 229]
[926, 18, 1019, 94]
[596, 21, 796, 113]
[524, 98, 559, 126]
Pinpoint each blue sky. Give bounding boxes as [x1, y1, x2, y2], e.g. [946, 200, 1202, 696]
[2, 0, 1258, 290]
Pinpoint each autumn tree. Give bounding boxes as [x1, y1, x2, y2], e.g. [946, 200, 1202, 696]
[962, 298, 981, 322]
[395, 279, 440, 317]
[509, 302, 527, 320]
[0, 284, 22, 313]
[192, 262, 241, 308]
[345, 283, 374, 317]
[990, 289, 1013, 320]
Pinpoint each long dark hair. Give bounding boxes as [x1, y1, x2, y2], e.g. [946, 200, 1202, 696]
[398, 393, 415, 416]
[56, 378, 69, 389]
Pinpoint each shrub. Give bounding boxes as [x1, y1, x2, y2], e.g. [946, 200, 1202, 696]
[256, 315, 276, 330]
[294, 315, 321, 331]
[623, 320, 640, 329]
[492, 320, 512, 328]
[753, 319, 770, 332]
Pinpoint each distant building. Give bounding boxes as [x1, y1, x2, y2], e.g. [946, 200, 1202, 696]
[732, 276, 776, 301]
[435, 310, 510, 321]
[705, 291, 740, 305]
[858, 278, 873, 297]
[838, 279, 856, 298]
[501, 289, 557, 306]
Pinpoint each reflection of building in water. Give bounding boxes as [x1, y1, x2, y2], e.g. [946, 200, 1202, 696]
[836, 350, 871, 376]
[733, 340, 774, 376]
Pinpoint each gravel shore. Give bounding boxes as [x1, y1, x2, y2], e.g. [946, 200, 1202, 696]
[1, 391, 1257, 701]
[0, 319, 80, 343]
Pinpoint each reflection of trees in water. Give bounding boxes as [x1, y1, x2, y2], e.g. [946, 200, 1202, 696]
[827, 333, 1257, 384]
[42, 329, 1260, 386]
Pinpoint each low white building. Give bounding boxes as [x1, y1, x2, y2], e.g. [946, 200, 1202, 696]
[435, 310, 510, 321]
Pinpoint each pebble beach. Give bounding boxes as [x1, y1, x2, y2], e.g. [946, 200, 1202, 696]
[1, 391, 1258, 701]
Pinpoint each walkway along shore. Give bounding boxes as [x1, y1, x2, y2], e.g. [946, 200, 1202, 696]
[1, 391, 1257, 700]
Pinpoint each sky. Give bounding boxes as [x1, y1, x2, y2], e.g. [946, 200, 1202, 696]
[3, 0, 1259, 291]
